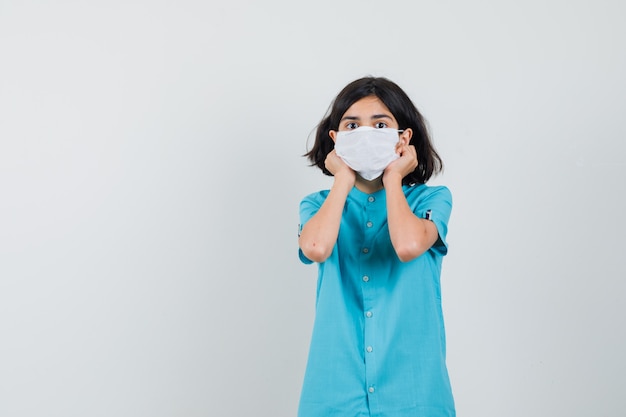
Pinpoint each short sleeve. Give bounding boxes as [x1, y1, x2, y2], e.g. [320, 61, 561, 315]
[411, 186, 453, 256]
[297, 191, 328, 264]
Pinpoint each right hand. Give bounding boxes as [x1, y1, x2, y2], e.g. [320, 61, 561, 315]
[325, 150, 355, 181]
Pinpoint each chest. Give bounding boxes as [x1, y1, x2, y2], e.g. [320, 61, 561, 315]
[337, 200, 396, 262]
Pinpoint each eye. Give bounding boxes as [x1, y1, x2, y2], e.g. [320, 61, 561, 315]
[374, 122, 388, 128]
[346, 122, 358, 130]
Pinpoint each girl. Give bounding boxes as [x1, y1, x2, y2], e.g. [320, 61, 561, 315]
[297, 77, 455, 417]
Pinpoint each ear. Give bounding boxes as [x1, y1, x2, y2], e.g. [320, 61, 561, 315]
[329, 130, 337, 142]
[399, 128, 413, 145]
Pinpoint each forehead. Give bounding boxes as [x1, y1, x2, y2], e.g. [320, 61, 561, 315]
[342, 96, 394, 119]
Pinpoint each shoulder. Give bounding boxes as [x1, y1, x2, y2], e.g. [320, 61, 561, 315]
[300, 189, 330, 207]
[404, 183, 452, 204]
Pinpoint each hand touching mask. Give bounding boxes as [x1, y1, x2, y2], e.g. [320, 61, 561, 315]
[334, 126, 401, 180]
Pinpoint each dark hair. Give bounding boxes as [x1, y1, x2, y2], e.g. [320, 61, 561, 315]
[305, 76, 443, 185]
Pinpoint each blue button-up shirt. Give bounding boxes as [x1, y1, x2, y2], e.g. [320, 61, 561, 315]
[298, 184, 455, 417]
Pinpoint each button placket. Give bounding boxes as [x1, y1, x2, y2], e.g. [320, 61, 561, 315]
[362, 192, 381, 404]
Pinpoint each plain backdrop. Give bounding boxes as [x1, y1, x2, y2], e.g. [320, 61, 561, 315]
[1, 1, 625, 416]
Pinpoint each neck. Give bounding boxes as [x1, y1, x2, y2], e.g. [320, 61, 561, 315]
[354, 175, 384, 194]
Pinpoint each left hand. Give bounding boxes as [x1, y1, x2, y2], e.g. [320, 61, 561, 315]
[383, 142, 418, 182]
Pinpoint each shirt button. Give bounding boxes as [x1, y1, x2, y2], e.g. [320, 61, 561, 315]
[366, 221, 373, 228]
[368, 386, 375, 393]
[362, 275, 369, 282]
[362, 248, 369, 254]
[366, 346, 373, 353]
[365, 311, 373, 318]
[368, 196, 375, 203]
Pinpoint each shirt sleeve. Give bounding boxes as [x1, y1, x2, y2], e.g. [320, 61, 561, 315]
[412, 186, 453, 256]
[297, 191, 326, 264]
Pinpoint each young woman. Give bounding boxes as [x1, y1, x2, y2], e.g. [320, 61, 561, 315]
[297, 77, 455, 417]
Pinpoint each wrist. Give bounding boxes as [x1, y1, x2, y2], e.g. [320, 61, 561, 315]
[382, 171, 403, 187]
[333, 170, 356, 191]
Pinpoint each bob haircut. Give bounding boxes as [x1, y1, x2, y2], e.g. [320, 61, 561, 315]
[306, 76, 443, 185]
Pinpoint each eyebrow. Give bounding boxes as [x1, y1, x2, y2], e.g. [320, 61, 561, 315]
[340, 114, 394, 122]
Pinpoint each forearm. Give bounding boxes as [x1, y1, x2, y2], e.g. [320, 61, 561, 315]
[299, 174, 353, 263]
[384, 173, 438, 262]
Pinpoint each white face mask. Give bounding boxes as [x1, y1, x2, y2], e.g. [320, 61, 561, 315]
[334, 126, 401, 181]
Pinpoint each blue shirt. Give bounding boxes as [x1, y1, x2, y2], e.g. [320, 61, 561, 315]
[298, 184, 455, 417]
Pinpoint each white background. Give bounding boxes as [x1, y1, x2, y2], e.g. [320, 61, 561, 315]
[1, 1, 625, 416]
